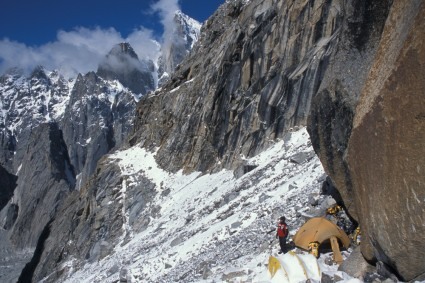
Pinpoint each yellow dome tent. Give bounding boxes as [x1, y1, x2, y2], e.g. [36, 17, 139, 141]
[292, 217, 350, 263]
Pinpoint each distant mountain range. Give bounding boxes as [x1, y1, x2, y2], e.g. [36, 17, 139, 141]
[0, 10, 200, 282]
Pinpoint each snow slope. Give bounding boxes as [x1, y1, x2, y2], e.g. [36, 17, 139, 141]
[49, 128, 359, 283]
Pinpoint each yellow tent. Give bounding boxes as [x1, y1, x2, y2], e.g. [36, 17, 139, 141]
[293, 217, 350, 263]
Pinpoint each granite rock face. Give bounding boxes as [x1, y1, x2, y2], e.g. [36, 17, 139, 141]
[32, 156, 158, 282]
[60, 71, 137, 187]
[131, 0, 343, 173]
[2, 123, 75, 249]
[0, 67, 72, 172]
[157, 11, 201, 85]
[307, 0, 393, 219]
[308, 0, 425, 280]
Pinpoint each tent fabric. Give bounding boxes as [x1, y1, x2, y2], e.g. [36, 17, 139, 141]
[268, 252, 321, 282]
[293, 217, 350, 250]
[268, 256, 282, 278]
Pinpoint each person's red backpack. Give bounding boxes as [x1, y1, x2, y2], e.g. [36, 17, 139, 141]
[277, 217, 288, 238]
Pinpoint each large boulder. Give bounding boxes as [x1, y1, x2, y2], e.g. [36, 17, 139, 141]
[309, 0, 425, 280]
[307, 0, 393, 220]
[346, 1, 425, 280]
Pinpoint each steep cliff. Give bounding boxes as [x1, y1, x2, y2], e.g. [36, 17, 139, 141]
[60, 71, 139, 188]
[4, 123, 75, 248]
[131, 0, 342, 173]
[0, 67, 72, 172]
[157, 11, 201, 85]
[307, 0, 392, 221]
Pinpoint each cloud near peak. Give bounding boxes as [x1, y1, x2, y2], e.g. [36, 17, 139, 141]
[0, 0, 182, 78]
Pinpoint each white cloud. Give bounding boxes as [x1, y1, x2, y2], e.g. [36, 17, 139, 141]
[0, 0, 184, 78]
[150, 0, 181, 53]
[0, 26, 160, 78]
[126, 28, 161, 63]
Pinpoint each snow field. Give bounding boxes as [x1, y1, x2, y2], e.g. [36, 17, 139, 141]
[59, 127, 358, 283]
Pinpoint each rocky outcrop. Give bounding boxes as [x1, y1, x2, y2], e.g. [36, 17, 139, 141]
[2, 123, 75, 248]
[131, 0, 342, 173]
[0, 67, 72, 172]
[307, 0, 392, 219]
[308, 0, 425, 281]
[32, 156, 157, 282]
[61, 71, 137, 188]
[0, 129, 15, 171]
[0, 123, 75, 282]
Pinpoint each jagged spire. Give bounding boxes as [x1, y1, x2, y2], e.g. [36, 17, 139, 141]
[97, 43, 154, 95]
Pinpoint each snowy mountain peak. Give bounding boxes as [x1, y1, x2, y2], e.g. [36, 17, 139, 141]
[157, 11, 201, 86]
[173, 10, 201, 50]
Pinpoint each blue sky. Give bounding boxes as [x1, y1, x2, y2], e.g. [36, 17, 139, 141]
[0, 0, 225, 76]
[0, 0, 224, 46]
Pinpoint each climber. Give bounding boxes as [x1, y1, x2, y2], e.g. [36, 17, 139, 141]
[276, 216, 289, 254]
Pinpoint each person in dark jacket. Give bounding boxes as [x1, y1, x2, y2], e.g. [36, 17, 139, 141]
[276, 216, 289, 254]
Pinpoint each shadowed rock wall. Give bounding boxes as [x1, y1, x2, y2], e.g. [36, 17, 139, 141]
[346, 2, 425, 280]
[2, 123, 75, 249]
[0, 165, 17, 211]
[309, 0, 425, 280]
